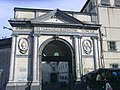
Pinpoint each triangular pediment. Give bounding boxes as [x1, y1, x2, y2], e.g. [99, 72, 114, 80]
[31, 9, 84, 25]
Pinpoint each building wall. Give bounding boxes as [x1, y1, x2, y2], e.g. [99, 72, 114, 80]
[42, 62, 59, 84]
[0, 48, 11, 90]
[6, 6, 101, 90]
[81, 0, 120, 68]
[42, 62, 51, 84]
[58, 62, 69, 84]
[97, 0, 120, 68]
[14, 8, 91, 23]
[98, 6, 120, 68]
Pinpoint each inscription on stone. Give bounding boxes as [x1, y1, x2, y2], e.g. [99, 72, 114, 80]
[35, 27, 77, 32]
[82, 29, 95, 33]
[35, 27, 97, 34]
[14, 27, 32, 31]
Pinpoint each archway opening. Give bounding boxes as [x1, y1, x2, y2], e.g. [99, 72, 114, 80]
[41, 39, 73, 90]
[42, 40, 72, 61]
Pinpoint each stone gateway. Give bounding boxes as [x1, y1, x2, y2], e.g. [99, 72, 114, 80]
[0, 0, 119, 90]
[6, 8, 101, 90]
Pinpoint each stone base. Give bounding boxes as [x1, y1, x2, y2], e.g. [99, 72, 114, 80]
[6, 82, 40, 90]
[6, 85, 40, 90]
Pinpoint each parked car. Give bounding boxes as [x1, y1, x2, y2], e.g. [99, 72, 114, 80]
[81, 68, 120, 90]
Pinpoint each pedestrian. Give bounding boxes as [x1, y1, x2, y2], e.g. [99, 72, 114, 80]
[106, 81, 112, 90]
[101, 76, 112, 90]
[81, 77, 88, 90]
[103, 77, 112, 90]
[80, 77, 90, 90]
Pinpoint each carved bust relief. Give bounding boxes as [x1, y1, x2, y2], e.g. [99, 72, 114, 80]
[18, 38, 29, 54]
[82, 39, 92, 55]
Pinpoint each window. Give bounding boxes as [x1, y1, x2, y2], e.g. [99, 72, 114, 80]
[115, 0, 120, 6]
[65, 76, 67, 80]
[63, 65, 64, 69]
[101, 0, 110, 5]
[110, 64, 119, 68]
[65, 64, 67, 68]
[62, 76, 64, 80]
[52, 67, 55, 71]
[108, 41, 116, 51]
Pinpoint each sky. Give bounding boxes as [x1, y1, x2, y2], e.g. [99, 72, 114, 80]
[0, 0, 86, 39]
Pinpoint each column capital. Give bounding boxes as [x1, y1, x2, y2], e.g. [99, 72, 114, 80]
[33, 34, 39, 37]
[53, 35, 59, 39]
[11, 33, 18, 37]
[73, 35, 82, 39]
[79, 36, 82, 39]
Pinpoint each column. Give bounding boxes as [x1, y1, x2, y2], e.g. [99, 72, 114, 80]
[91, 37, 99, 70]
[73, 36, 81, 81]
[9, 35, 17, 81]
[78, 37, 83, 76]
[96, 37, 101, 68]
[39, 53, 42, 90]
[33, 35, 38, 81]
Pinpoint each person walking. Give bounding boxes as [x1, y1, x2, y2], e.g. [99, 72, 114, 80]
[106, 81, 112, 90]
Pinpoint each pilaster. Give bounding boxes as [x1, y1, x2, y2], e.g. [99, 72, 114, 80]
[9, 35, 17, 81]
[91, 36, 100, 70]
[78, 36, 83, 76]
[33, 34, 39, 81]
[73, 36, 82, 81]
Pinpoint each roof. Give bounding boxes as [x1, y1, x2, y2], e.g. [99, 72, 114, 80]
[80, 0, 90, 12]
[14, 7, 88, 15]
[31, 9, 84, 25]
[9, 8, 101, 29]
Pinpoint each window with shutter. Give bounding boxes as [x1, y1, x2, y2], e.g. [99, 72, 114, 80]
[110, 64, 119, 68]
[115, 0, 120, 6]
[107, 41, 117, 51]
[101, 0, 110, 5]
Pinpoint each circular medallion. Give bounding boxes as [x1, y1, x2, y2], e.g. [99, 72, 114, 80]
[82, 39, 92, 54]
[18, 38, 29, 54]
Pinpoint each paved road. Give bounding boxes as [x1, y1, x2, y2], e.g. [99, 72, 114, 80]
[42, 84, 69, 90]
[42, 83, 82, 90]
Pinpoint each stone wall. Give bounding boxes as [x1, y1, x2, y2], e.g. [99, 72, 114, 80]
[0, 38, 11, 90]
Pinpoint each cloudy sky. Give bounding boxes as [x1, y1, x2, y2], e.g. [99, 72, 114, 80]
[0, 0, 86, 39]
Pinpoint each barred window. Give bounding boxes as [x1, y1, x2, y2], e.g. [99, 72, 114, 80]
[108, 41, 116, 51]
[110, 64, 119, 68]
[101, 0, 110, 5]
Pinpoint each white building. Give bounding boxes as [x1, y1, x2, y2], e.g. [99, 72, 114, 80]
[58, 62, 69, 84]
[0, 0, 118, 90]
[81, 0, 120, 68]
[42, 62, 58, 84]
[6, 7, 100, 90]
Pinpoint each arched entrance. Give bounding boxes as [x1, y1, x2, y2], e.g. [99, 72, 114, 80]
[39, 37, 74, 90]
